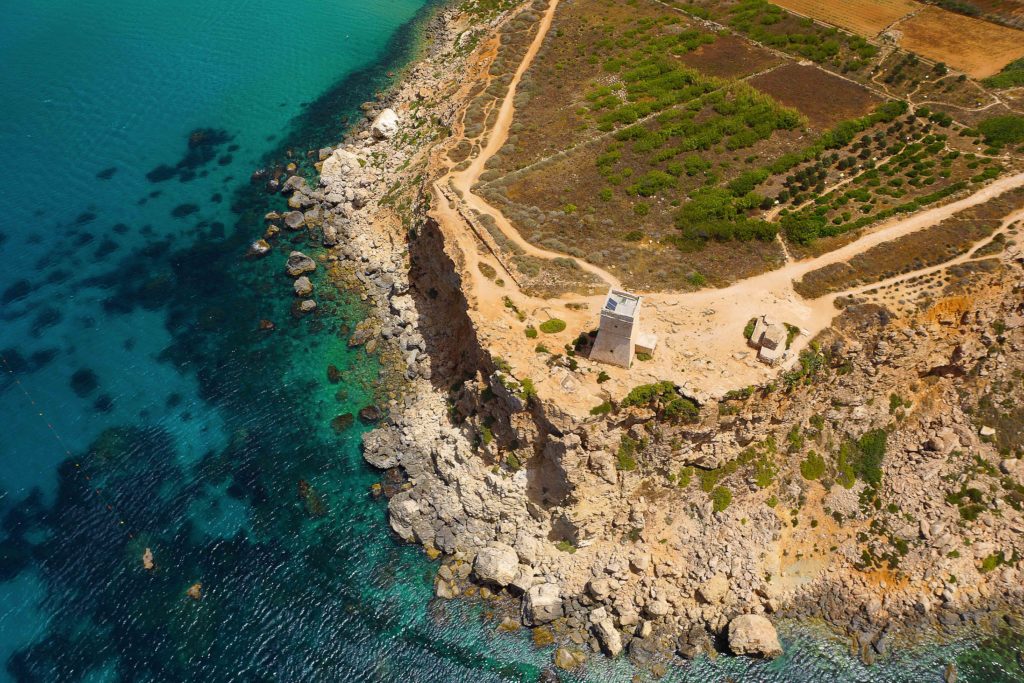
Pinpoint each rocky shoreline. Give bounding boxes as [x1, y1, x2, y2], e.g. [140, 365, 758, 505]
[254, 0, 1024, 676]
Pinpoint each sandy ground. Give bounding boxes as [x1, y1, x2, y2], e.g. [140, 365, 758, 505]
[429, 0, 1024, 416]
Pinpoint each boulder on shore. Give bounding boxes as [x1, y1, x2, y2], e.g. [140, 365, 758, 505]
[523, 583, 563, 625]
[727, 614, 782, 658]
[473, 542, 519, 587]
[371, 108, 400, 139]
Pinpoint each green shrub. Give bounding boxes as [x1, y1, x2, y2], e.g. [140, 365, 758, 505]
[983, 58, 1024, 89]
[743, 317, 757, 340]
[636, 352, 653, 361]
[621, 381, 699, 422]
[853, 429, 887, 486]
[539, 319, 567, 334]
[590, 401, 612, 416]
[677, 466, 693, 487]
[977, 115, 1024, 148]
[710, 486, 732, 512]
[616, 435, 639, 471]
[555, 540, 577, 554]
[506, 452, 521, 471]
[800, 451, 826, 480]
[525, 325, 538, 339]
[979, 552, 1005, 573]
[597, 371, 611, 383]
[754, 455, 777, 488]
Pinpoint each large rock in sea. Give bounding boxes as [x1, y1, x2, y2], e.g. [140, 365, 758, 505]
[727, 614, 782, 658]
[523, 583, 563, 625]
[472, 542, 519, 587]
[285, 251, 316, 277]
[371, 108, 400, 139]
[284, 211, 306, 230]
[293, 276, 313, 297]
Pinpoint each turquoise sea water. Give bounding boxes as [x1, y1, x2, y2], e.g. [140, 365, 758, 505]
[0, 0, 1021, 680]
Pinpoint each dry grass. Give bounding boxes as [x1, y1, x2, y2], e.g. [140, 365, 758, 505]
[770, 0, 918, 36]
[794, 186, 1024, 297]
[898, 7, 1024, 78]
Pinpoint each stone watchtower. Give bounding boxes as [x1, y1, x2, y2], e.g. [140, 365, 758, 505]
[590, 289, 656, 368]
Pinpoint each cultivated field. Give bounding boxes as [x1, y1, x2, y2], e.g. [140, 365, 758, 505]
[770, 0, 918, 36]
[898, 7, 1024, 78]
[678, 34, 783, 79]
[749, 63, 882, 129]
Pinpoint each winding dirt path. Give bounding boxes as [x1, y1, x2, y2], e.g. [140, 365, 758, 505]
[444, 0, 622, 290]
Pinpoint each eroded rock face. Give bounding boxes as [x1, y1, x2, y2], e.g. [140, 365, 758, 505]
[727, 614, 782, 658]
[472, 542, 519, 587]
[523, 583, 563, 625]
[362, 427, 401, 469]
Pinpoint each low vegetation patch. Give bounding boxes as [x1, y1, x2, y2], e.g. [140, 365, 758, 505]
[539, 318, 567, 334]
[621, 381, 700, 422]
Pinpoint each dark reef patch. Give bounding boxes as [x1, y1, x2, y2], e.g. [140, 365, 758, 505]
[95, 167, 117, 180]
[2, 279, 31, 305]
[92, 394, 115, 413]
[145, 128, 234, 184]
[69, 368, 99, 397]
[93, 238, 120, 260]
[29, 306, 62, 337]
[171, 203, 199, 219]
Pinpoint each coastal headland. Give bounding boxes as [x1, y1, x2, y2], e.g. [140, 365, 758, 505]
[259, 0, 1024, 674]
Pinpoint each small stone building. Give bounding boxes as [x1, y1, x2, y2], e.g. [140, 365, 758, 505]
[748, 315, 788, 365]
[590, 289, 657, 368]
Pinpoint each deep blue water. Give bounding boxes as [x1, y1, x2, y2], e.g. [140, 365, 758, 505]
[0, 0, 1021, 680]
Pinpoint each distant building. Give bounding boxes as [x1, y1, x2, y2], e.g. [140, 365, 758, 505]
[590, 288, 657, 368]
[748, 315, 789, 365]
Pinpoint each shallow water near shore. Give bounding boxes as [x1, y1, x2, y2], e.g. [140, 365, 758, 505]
[0, 0, 1020, 680]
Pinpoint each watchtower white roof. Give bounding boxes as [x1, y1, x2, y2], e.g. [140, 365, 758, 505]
[603, 289, 639, 320]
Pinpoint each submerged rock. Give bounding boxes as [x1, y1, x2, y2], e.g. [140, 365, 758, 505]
[331, 413, 354, 432]
[728, 614, 782, 658]
[246, 239, 271, 258]
[142, 548, 154, 571]
[187, 583, 202, 600]
[284, 211, 306, 230]
[358, 405, 382, 423]
[553, 647, 585, 670]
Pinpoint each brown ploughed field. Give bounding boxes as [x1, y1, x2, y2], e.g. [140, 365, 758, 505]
[749, 63, 882, 130]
